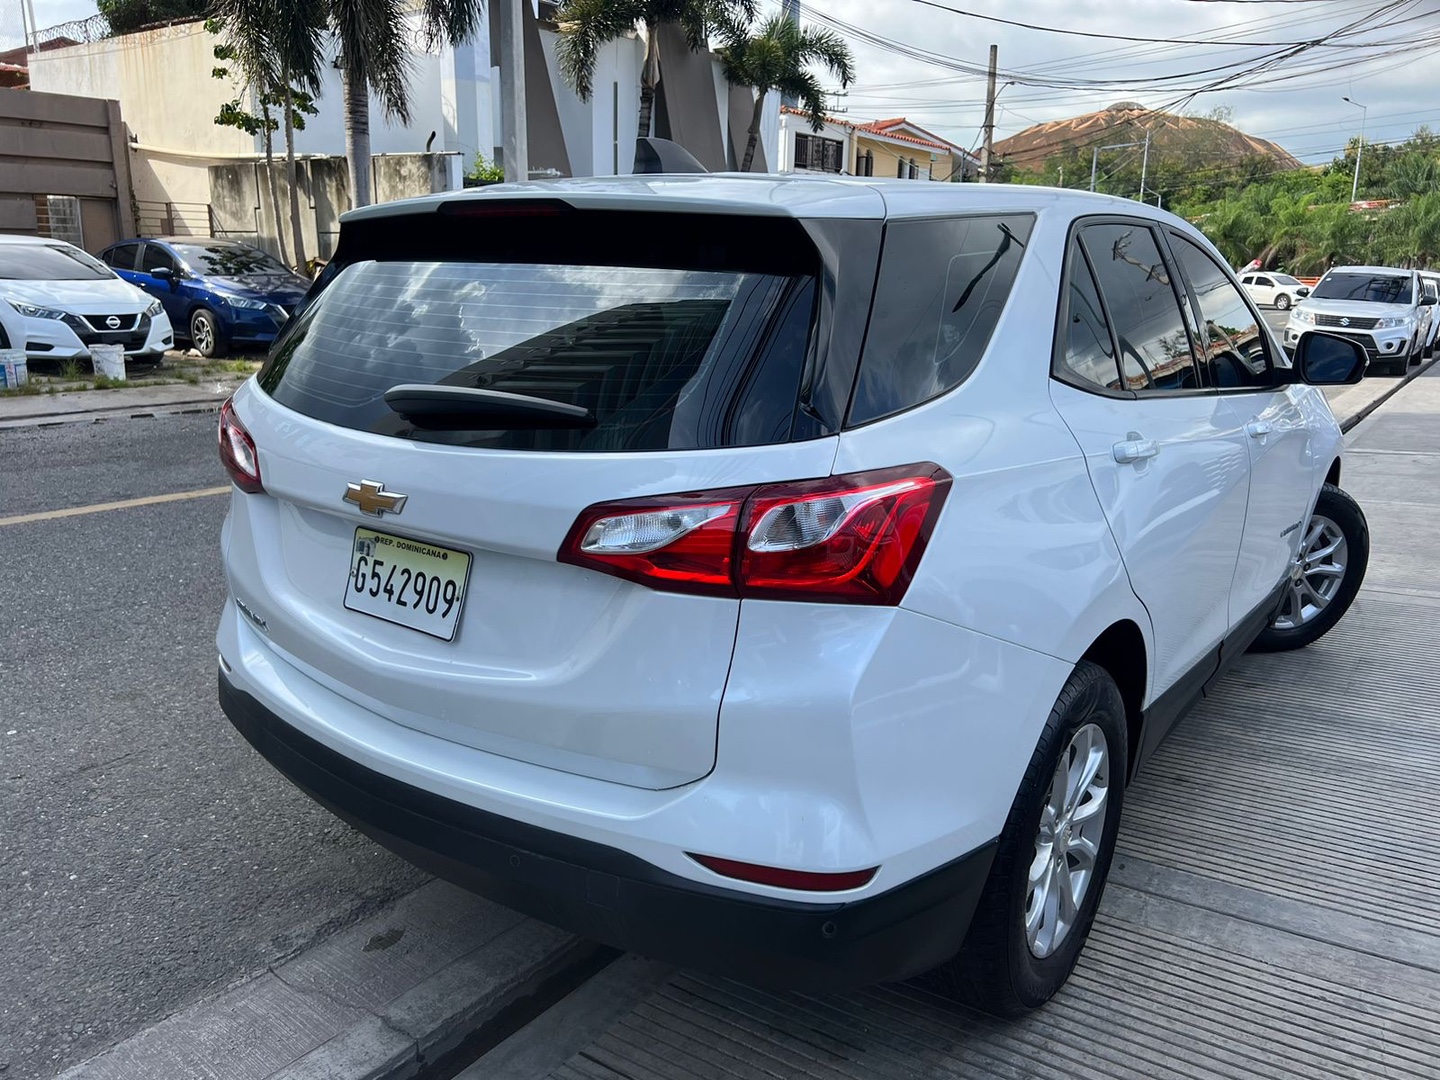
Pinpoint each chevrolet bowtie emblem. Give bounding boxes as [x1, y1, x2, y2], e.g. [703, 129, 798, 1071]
[344, 479, 408, 517]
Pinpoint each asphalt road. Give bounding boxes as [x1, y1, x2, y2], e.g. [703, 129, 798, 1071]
[0, 415, 426, 1080]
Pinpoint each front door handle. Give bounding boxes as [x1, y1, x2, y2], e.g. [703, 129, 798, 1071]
[1113, 437, 1160, 464]
[1246, 420, 1274, 439]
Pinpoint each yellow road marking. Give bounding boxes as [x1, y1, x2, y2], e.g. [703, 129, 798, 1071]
[0, 485, 231, 528]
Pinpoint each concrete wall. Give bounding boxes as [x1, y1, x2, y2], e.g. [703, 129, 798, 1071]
[209, 152, 460, 263]
[0, 86, 133, 250]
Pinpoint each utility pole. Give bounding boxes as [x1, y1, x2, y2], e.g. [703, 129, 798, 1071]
[499, 0, 528, 183]
[781, 0, 800, 107]
[1139, 129, 1150, 201]
[978, 44, 997, 183]
[1343, 96, 1366, 204]
[1090, 147, 1098, 191]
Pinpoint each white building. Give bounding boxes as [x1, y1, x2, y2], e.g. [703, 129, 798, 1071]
[26, 3, 779, 244]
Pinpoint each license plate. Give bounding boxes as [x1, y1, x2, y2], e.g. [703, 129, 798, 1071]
[344, 528, 472, 641]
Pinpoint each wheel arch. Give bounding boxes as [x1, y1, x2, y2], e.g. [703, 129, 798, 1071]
[1080, 620, 1147, 780]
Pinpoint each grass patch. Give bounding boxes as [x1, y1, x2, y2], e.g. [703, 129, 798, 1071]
[0, 382, 43, 397]
[92, 374, 128, 390]
[221, 359, 259, 373]
[58, 358, 85, 381]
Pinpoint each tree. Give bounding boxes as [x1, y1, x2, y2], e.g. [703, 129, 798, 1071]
[331, 0, 486, 208]
[207, 4, 323, 269]
[717, 13, 853, 173]
[99, 0, 209, 37]
[555, 0, 758, 142]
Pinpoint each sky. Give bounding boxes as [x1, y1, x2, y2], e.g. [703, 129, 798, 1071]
[6, 0, 1439, 168]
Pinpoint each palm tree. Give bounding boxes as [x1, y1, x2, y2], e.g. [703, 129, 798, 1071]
[555, 0, 757, 142]
[210, 0, 324, 269]
[718, 13, 853, 173]
[332, 0, 486, 208]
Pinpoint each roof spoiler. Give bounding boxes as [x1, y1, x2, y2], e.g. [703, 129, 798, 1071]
[633, 137, 708, 175]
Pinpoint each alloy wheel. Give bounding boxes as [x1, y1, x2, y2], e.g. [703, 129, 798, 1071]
[1026, 722, 1110, 959]
[192, 314, 214, 354]
[1272, 514, 1348, 630]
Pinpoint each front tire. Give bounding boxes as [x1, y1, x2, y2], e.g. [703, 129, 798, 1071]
[937, 661, 1127, 1016]
[1250, 484, 1368, 653]
[1274, 294, 1291, 311]
[189, 308, 227, 359]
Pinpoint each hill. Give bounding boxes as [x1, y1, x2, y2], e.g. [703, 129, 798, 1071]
[993, 102, 1302, 177]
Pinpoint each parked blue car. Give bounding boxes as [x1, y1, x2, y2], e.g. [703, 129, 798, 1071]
[98, 237, 310, 357]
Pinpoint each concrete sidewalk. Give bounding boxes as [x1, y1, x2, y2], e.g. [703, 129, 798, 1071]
[0, 378, 245, 429]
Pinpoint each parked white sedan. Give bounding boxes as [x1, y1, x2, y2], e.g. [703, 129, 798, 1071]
[0, 235, 174, 363]
[1239, 271, 1310, 310]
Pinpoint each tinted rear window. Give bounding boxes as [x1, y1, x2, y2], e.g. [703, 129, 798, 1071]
[1312, 272, 1412, 304]
[848, 214, 1033, 425]
[260, 259, 815, 452]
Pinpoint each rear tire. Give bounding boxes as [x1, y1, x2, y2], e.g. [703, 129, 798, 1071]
[937, 661, 1127, 1017]
[1250, 484, 1367, 653]
[1275, 294, 1291, 311]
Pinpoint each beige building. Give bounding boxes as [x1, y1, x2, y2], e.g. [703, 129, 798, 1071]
[778, 107, 977, 181]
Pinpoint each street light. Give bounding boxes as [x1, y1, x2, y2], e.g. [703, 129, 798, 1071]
[1342, 96, 1367, 204]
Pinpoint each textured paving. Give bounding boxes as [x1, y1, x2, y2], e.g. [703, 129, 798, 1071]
[541, 368, 1440, 1080]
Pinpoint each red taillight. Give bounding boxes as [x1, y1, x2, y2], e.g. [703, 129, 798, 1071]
[557, 464, 950, 605]
[219, 399, 263, 494]
[689, 854, 878, 892]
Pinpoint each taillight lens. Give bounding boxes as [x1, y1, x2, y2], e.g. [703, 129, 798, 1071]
[218, 399, 263, 494]
[557, 464, 950, 604]
[558, 489, 750, 597]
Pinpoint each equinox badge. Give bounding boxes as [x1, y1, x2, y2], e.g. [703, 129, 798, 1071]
[344, 479, 409, 517]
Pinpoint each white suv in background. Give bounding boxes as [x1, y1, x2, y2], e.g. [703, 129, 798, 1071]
[1239, 270, 1309, 310]
[216, 179, 1370, 1015]
[1420, 271, 1440, 359]
[1284, 265, 1433, 375]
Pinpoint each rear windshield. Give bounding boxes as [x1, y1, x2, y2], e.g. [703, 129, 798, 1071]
[1312, 272, 1412, 304]
[260, 259, 815, 452]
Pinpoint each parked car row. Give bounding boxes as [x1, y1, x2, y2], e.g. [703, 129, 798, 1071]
[0, 234, 310, 368]
[1281, 264, 1439, 376]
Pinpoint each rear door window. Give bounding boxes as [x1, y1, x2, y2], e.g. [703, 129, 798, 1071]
[260, 260, 815, 453]
[848, 214, 1034, 425]
[104, 243, 140, 270]
[1056, 238, 1123, 393]
[1080, 222, 1200, 393]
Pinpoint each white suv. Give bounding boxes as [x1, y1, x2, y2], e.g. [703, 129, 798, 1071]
[1284, 264, 1434, 375]
[216, 179, 1370, 1015]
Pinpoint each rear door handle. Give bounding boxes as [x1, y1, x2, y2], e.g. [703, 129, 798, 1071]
[1246, 420, 1274, 438]
[1113, 438, 1159, 464]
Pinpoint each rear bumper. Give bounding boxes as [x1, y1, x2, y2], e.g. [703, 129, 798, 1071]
[219, 670, 996, 990]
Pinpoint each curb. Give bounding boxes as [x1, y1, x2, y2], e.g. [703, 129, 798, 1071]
[0, 395, 231, 428]
[53, 882, 608, 1080]
[1339, 354, 1436, 434]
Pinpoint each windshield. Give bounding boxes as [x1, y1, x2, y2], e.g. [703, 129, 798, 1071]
[173, 243, 290, 277]
[0, 243, 113, 281]
[1312, 272, 1413, 304]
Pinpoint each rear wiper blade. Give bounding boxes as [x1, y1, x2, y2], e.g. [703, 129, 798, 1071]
[383, 384, 596, 429]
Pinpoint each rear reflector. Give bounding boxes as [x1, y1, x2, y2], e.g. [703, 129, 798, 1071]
[558, 464, 950, 604]
[690, 854, 878, 892]
[219, 399, 263, 494]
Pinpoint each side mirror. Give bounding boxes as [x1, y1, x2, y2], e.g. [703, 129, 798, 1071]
[1421, 295, 1437, 306]
[1294, 331, 1366, 385]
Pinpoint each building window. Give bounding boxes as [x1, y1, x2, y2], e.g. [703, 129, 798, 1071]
[908, 158, 918, 180]
[857, 149, 874, 177]
[42, 195, 84, 247]
[795, 133, 844, 173]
